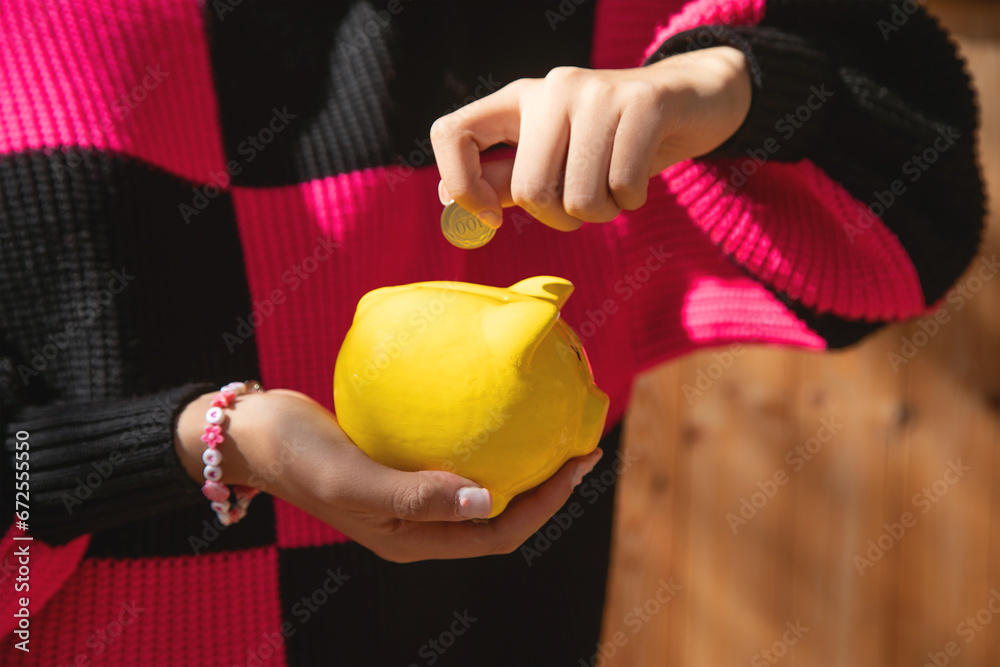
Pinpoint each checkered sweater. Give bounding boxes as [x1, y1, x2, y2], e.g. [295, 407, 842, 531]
[0, 0, 984, 664]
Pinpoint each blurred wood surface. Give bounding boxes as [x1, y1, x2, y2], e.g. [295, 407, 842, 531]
[603, 2, 1000, 665]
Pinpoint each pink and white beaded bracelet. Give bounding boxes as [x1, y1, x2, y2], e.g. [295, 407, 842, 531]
[200, 380, 264, 526]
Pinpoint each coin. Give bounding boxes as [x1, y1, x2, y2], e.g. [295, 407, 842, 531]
[440, 200, 496, 249]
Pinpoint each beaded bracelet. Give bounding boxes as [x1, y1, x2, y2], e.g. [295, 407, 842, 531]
[200, 380, 264, 526]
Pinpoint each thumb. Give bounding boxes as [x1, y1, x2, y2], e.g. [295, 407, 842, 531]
[372, 468, 494, 522]
[430, 81, 522, 227]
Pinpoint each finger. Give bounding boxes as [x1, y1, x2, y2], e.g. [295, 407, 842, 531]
[439, 158, 515, 209]
[386, 448, 604, 561]
[563, 105, 622, 222]
[430, 82, 522, 228]
[608, 102, 667, 211]
[331, 446, 494, 522]
[488, 447, 603, 539]
[509, 91, 583, 232]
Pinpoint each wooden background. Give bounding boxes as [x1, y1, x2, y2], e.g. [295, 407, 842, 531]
[603, 2, 1000, 665]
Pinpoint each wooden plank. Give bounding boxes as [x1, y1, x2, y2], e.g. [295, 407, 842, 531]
[913, 2, 1000, 664]
[602, 2, 1000, 665]
[601, 364, 681, 666]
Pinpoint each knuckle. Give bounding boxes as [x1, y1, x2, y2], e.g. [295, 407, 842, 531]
[623, 79, 660, 109]
[446, 181, 475, 203]
[582, 79, 615, 105]
[564, 190, 620, 223]
[489, 535, 520, 556]
[545, 66, 583, 87]
[609, 171, 648, 211]
[391, 482, 431, 519]
[511, 178, 557, 211]
[562, 191, 602, 220]
[429, 117, 456, 144]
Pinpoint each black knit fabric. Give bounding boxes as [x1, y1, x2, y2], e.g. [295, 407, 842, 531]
[2, 383, 211, 542]
[206, 0, 595, 186]
[648, 0, 985, 346]
[281, 422, 622, 667]
[0, 151, 261, 543]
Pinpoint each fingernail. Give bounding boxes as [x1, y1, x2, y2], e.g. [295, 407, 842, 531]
[457, 487, 492, 519]
[572, 459, 599, 488]
[476, 210, 502, 229]
[438, 180, 450, 205]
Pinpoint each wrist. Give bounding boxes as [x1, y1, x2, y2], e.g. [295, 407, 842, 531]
[174, 389, 268, 488]
[645, 45, 752, 159]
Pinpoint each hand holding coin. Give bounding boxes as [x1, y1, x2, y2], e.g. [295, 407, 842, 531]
[430, 48, 751, 231]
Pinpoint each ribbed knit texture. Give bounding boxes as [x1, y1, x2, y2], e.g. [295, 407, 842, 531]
[19, 547, 285, 666]
[0, 0, 227, 183]
[3, 383, 212, 539]
[0, 0, 985, 663]
[645, 0, 985, 310]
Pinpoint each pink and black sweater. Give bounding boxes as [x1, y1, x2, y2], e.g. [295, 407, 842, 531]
[0, 0, 984, 664]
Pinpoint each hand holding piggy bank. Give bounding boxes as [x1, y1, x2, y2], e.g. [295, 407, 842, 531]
[334, 276, 610, 517]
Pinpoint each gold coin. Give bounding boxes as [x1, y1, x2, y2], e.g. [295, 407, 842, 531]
[440, 200, 496, 249]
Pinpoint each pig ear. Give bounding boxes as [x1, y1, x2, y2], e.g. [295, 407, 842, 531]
[507, 276, 574, 309]
[481, 299, 559, 368]
[354, 285, 405, 321]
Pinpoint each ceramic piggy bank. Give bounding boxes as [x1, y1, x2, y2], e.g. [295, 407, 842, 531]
[333, 276, 610, 517]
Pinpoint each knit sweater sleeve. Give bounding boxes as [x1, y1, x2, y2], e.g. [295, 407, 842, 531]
[1, 383, 213, 545]
[641, 0, 985, 347]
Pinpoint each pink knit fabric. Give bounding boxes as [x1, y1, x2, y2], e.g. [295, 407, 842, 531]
[644, 0, 766, 60]
[682, 277, 825, 347]
[663, 160, 926, 321]
[597, 0, 925, 324]
[1, 547, 285, 666]
[0, 0, 226, 183]
[0, 526, 89, 641]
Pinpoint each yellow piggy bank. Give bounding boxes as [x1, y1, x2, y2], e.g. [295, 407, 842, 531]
[333, 276, 610, 517]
